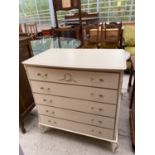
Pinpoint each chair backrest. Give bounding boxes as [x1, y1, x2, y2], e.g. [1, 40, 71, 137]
[84, 23, 100, 45]
[104, 22, 122, 40]
[24, 23, 38, 38]
[100, 22, 122, 48]
[53, 0, 82, 28]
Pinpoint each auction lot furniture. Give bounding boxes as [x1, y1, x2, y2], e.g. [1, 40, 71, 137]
[19, 36, 35, 133]
[23, 49, 126, 152]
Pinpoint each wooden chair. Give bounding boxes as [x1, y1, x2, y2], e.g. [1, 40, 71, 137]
[24, 23, 40, 40]
[100, 22, 122, 48]
[83, 23, 100, 48]
[53, 0, 83, 44]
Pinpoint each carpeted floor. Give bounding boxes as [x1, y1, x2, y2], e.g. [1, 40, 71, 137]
[20, 74, 134, 155]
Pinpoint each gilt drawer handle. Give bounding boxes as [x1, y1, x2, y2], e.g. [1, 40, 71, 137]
[52, 111, 55, 114]
[44, 74, 48, 77]
[99, 108, 103, 111]
[99, 78, 104, 82]
[99, 94, 104, 98]
[59, 73, 77, 83]
[90, 93, 94, 96]
[37, 73, 48, 78]
[90, 77, 94, 81]
[91, 106, 94, 110]
[98, 120, 102, 124]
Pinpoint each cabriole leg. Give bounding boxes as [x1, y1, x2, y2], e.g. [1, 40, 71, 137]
[111, 142, 119, 153]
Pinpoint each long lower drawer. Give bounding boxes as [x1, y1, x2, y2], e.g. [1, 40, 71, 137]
[39, 115, 114, 140]
[34, 93, 116, 117]
[37, 105, 115, 129]
[31, 81, 118, 104]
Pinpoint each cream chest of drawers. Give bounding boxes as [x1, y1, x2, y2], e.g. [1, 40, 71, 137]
[23, 48, 126, 152]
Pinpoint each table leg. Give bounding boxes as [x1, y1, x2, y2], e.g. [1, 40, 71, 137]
[19, 116, 26, 133]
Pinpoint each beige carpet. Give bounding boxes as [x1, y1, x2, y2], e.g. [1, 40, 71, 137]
[20, 75, 134, 155]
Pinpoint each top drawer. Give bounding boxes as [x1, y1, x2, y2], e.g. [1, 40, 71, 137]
[26, 66, 119, 89]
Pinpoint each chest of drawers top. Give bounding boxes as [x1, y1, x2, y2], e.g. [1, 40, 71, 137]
[23, 48, 126, 71]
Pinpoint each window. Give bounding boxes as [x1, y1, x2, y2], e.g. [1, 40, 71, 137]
[19, 0, 135, 30]
[81, 0, 97, 13]
[19, 0, 51, 31]
[98, 0, 135, 22]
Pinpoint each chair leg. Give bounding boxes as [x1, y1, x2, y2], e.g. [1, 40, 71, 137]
[129, 79, 135, 109]
[128, 59, 133, 87]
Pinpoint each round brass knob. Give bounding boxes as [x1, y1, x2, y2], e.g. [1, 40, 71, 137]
[49, 100, 53, 103]
[47, 88, 51, 91]
[46, 110, 49, 112]
[98, 131, 102, 134]
[43, 99, 47, 102]
[48, 120, 51, 122]
[91, 107, 94, 110]
[91, 129, 94, 132]
[52, 111, 55, 114]
[91, 119, 94, 121]
[54, 121, 57, 124]
[37, 73, 41, 76]
[44, 73, 48, 77]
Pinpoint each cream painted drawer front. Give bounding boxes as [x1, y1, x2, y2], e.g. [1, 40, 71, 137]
[27, 66, 119, 89]
[34, 94, 116, 117]
[38, 105, 115, 129]
[31, 81, 118, 104]
[39, 115, 114, 140]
